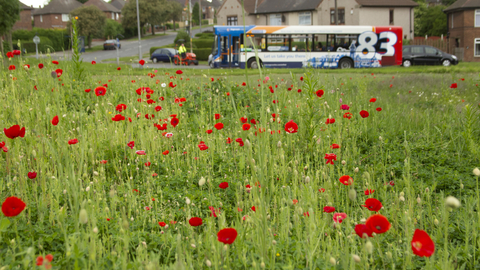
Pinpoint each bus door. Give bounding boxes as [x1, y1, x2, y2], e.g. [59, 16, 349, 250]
[231, 35, 240, 67]
[220, 35, 240, 68]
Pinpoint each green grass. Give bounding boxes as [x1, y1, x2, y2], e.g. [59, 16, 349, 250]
[0, 56, 480, 269]
[84, 45, 105, 53]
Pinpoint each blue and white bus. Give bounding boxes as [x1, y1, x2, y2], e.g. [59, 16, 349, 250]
[209, 25, 403, 69]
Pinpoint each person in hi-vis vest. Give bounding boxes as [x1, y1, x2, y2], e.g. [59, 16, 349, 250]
[178, 44, 187, 61]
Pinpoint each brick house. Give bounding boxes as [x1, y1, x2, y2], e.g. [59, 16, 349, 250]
[110, 0, 126, 11]
[84, 0, 122, 22]
[33, 0, 83, 29]
[12, 1, 33, 31]
[444, 0, 480, 62]
[173, 0, 222, 24]
[217, 0, 417, 39]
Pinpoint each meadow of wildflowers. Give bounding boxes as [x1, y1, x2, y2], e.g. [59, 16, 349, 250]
[0, 51, 480, 269]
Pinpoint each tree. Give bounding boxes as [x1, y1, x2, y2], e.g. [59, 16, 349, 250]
[192, 2, 199, 25]
[0, 0, 20, 56]
[104, 19, 124, 39]
[122, 0, 153, 37]
[166, 0, 183, 31]
[416, 5, 448, 36]
[70, 5, 106, 48]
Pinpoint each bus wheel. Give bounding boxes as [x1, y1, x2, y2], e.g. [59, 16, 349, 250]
[338, 58, 353, 69]
[248, 59, 261, 69]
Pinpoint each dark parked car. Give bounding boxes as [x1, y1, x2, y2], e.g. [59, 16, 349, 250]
[151, 48, 176, 63]
[402, 45, 458, 67]
[104, 40, 120, 50]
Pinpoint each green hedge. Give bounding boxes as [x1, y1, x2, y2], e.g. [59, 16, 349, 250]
[12, 28, 66, 52]
[21, 36, 54, 54]
[195, 32, 214, 38]
[165, 23, 179, 29]
[192, 38, 214, 48]
[193, 48, 211, 61]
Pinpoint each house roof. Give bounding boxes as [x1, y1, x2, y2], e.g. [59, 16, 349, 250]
[33, 0, 83, 15]
[19, 1, 33, 10]
[254, 0, 322, 14]
[110, 0, 126, 10]
[355, 0, 418, 7]
[444, 0, 480, 12]
[84, 0, 121, 12]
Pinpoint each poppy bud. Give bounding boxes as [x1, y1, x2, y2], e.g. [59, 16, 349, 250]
[272, 240, 277, 245]
[352, 254, 361, 263]
[416, 196, 421, 204]
[205, 260, 212, 267]
[425, 187, 430, 193]
[365, 240, 373, 254]
[190, 244, 196, 248]
[400, 192, 405, 196]
[79, 209, 88, 224]
[354, 167, 359, 173]
[93, 227, 99, 233]
[122, 220, 129, 230]
[460, 183, 464, 189]
[348, 188, 357, 201]
[223, 245, 228, 251]
[473, 168, 480, 176]
[32, 150, 36, 157]
[329, 257, 336, 265]
[363, 172, 370, 180]
[434, 219, 439, 225]
[260, 262, 265, 268]
[445, 196, 461, 209]
[379, 136, 383, 141]
[199, 177, 206, 186]
[386, 251, 392, 259]
[245, 139, 251, 147]
[399, 196, 405, 202]
[342, 160, 346, 165]
[277, 141, 282, 148]
[186, 197, 191, 205]
[305, 176, 310, 183]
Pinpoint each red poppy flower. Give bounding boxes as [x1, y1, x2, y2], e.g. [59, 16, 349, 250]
[219, 182, 229, 189]
[112, 114, 125, 121]
[136, 150, 146, 155]
[100, 160, 107, 164]
[214, 123, 224, 130]
[325, 153, 337, 165]
[38, 63, 44, 69]
[52, 60, 59, 65]
[376, 107, 382, 112]
[171, 117, 179, 128]
[158, 221, 166, 227]
[94, 86, 107, 96]
[189, 217, 203, 226]
[176, 70, 183, 74]
[139, 59, 145, 66]
[330, 144, 340, 149]
[205, 129, 213, 134]
[117, 67, 121, 70]
[359, 110, 369, 118]
[340, 104, 350, 110]
[209, 206, 220, 217]
[355, 224, 373, 238]
[28, 171, 37, 179]
[343, 112, 353, 119]
[240, 117, 248, 123]
[180, 97, 186, 102]
[325, 118, 335, 124]
[363, 198, 382, 212]
[450, 83, 457, 89]
[242, 82, 246, 86]
[242, 123, 251, 131]
[319, 188, 325, 193]
[4, 125, 26, 139]
[8, 65, 15, 70]
[316, 89, 324, 97]
[369, 98, 377, 103]
[127, 141, 135, 149]
[1, 196, 26, 217]
[323, 206, 335, 213]
[50, 115, 59, 126]
[251, 206, 256, 212]
[55, 68, 63, 77]
[68, 138, 78, 145]
[163, 150, 169, 155]
[364, 189, 375, 195]
[284, 120, 299, 133]
[411, 229, 435, 257]
[84, 88, 91, 93]
[214, 113, 221, 120]
[116, 104, 127, 112]
[300, 76, 303, 81]
[226, 137, 232, 144]
[91, 61, 96, 65]
[36, 256, 43, 266]
[217, 228, 238, 244]
[303, 211, 310, 216]
[333, 213, 347, 223]
[250, 119, 257, 124]
[339, 175, 353, 185]
[292, 199, 298, 205]
[198, 142, 208, 151]
[365, 214, 391, 234]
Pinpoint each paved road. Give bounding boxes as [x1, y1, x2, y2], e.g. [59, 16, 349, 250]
[82, 26, 213, 63]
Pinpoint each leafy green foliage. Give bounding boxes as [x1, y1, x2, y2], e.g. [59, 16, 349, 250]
[103, 19, 124, 40]
[0, 0, 20, 36]
[192, 2, 200, 25]
[414, 2, 448, 37]
[70, 5, 106, 48]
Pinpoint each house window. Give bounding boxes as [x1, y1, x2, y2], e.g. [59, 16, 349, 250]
[270, 14, 282, 25]
[111, 13, 114, 20]
[40, 15, 43, 22]
[116, 13, 119, 20]
[451, 13, 454, 28]
[475, 38, 480, 56]
[476, 10, 480, 27]
[227, 16, 238, 25]
[62, 14, 69, 22]
[389, 9, 394, 25]
[299, 12, 311, 25]
[330, 9, 345, 24]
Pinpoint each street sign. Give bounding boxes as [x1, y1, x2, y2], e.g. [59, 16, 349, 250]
[33, 36, 40, 44]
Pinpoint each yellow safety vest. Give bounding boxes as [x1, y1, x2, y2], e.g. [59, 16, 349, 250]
[179, 46, 186, 53]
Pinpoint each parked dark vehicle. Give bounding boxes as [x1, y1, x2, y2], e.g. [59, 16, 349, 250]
[402, 45, 458, 67]
[151, 48, 176, 63]
[104, 40, 120, 50]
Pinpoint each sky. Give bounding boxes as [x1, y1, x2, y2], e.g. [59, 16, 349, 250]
[20, 0, 48, 8]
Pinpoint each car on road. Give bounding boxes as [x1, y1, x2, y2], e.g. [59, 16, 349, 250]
[151, 48, 176, 63]
[402, 45, 458, 67]
[104, 40, 120, 50]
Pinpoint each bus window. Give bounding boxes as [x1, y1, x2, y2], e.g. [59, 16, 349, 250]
[313, 34, 327, 51]
[212, 35, 218, 55]
[334, 35, 359, 51]
[266, 35, 289, 52]
[291, 35, 312, 52]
